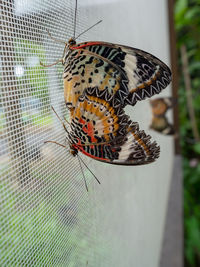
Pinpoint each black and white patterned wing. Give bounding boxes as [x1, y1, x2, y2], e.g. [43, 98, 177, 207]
[64, 41, 171, 108]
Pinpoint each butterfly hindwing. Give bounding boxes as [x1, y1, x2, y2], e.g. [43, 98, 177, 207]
[63, 41, 171, 110]
[68, 87, 160, 165]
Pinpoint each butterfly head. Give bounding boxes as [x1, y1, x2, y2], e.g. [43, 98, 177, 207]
[68, 38, 76, 46]
[70, 145, 78, 157]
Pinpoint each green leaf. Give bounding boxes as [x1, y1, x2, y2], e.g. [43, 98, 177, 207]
[185, 7, 200, 21]
[175, 0, 188, 15]
[189, 61, 200, 73]
[175, 0, 188, 26]
[185, 216, 200, 265]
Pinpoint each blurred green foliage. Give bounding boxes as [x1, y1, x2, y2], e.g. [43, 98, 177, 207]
[15, 40, 49, 99]
[175, 0, 200, 266]
[0, 37, 108, 265]
[0, 163, 107, 266]
[0, 39, 54, 130]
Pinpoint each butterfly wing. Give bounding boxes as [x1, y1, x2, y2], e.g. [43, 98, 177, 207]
[69, 87, 160, 165]
[101, 122, 160, 165]
[64, 41, 127, 109]
[64, 41, 171, 109]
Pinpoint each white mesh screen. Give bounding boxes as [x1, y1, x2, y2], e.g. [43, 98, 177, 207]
[0, 0, 173, 266]
[0, 0, 103, 266]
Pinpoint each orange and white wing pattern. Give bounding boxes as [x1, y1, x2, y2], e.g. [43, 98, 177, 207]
[63, 41, 171, 110]
[68, 87, 160, 165]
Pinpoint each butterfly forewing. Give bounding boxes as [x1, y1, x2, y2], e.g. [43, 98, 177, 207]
[63, 41, 172, 110]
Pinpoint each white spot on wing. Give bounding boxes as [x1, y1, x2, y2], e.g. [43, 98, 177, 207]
[124, 54, 139, 89]
[114, 133, 136, 161]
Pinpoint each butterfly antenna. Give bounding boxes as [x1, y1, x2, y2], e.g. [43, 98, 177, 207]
[44, 140, 67, 148]
[51, 106, 69, 134]
[75, 20, 102, 40]
[73, 0, 78, 38]
[63, 116, 71, 126]
[78, 155, 101, 185]
[77, 154, 89, 192]
[40, 59, 63, 68]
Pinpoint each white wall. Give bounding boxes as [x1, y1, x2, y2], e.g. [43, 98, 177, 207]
[79, 1, 174, 266]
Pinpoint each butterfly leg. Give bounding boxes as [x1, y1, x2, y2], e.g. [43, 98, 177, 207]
[46, 29, 66, 45]
[77, 155, 89, 192]
[44, 140, 67, 149]
[78, 155, 101, 185]
[51, 106, 70, 133]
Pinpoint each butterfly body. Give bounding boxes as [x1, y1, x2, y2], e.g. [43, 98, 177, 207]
[43, 5, 172, 191]
[63, 41, 172, 111]
[45, 35, 171, 165]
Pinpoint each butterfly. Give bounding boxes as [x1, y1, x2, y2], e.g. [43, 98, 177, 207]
[43, 0, 169, 167]
[63, 40, 172, 113]
[42, 0, 171, 114]
[45, 87, 160, 190]
[62, 87, 160, 165]
[149, 97, 176, 135]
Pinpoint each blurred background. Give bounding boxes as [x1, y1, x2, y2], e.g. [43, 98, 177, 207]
[0, 0, 199, 266]
[175, 0, 200, 266]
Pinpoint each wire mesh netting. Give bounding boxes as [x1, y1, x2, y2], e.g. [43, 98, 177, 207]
[0, 0, 106, 266]
[0, 0, 174, 266]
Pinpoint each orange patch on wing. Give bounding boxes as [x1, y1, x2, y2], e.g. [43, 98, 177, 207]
[82, 122, 96, 143]
[129, 128, 150, 155]
[87, 96, 119, 134]
[64, 78, 80, 107]
[71, 95, 120, 142]
[130, 71, 159, 93]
